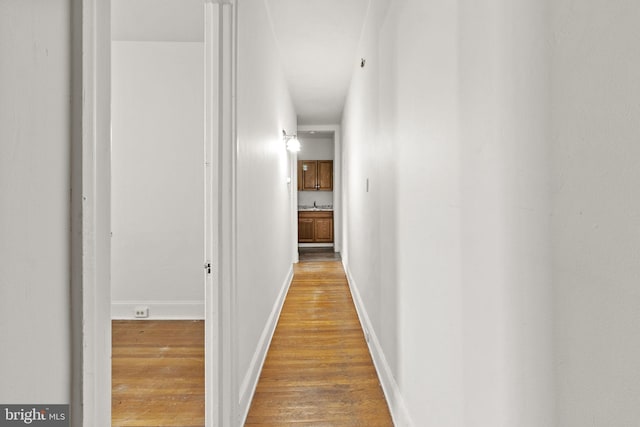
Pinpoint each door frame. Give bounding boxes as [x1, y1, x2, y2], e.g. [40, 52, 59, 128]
[291, 148, 299, 263]
[205, 1, 239, 425]
[297, 125, 342, 253]
[73, 0, 237, 424]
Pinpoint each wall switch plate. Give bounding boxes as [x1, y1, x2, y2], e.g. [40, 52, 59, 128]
[134, 306, 149, 318]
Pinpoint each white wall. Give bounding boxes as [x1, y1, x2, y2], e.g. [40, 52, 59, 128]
[236, 0, 297, 420]
[341, 0, 404, 420]
[112, 0, 203, 42]
[551, 1, 640, 425]
[111, 41, 204, 319]
[298, 136, 334, 160]
[342, 0, 553, 425]
[391, 1, 464, 423]
[0, 0, 71, 403]
[459, 1, 553, 425]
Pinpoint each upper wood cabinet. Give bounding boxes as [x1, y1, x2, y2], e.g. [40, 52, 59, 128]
[317, 161, 333, 191]
[298, 160, 333, 191]
[300, 160, 317, 191]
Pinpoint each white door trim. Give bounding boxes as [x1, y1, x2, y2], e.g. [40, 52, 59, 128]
[215, 1, 239, 424]
[290, 149, 300, 264]
[204, 2, 220, 425]
[73, 0, 112, 424]
[204, 0, 239, 425]
[297, 125, 342, 254]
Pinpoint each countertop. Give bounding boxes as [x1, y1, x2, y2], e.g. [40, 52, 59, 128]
[298, 206, 333, 212]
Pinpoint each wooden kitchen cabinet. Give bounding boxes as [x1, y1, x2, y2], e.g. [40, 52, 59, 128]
[314, 217, 333, 242]
[298, 160, 333, 191]
[317, 161, 333, 190]
[300, 160, 317, 191]
[298, 217, 315, 242]
[298, 211, 333, 243]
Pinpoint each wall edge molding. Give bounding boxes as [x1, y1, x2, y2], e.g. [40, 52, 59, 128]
[343, 260, 414, 427]
[238, 266, 295, 424]
[111, 301, 204, 320]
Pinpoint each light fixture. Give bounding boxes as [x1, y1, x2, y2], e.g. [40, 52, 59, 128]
[283, 130, 301, 152]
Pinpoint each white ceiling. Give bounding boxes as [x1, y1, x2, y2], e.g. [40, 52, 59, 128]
[112, 0, 369, 125]
[299, 130, 335, 139]
[266, 0, 370, 125]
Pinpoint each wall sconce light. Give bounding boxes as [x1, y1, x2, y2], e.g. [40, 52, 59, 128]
[283, 130, 301, 152]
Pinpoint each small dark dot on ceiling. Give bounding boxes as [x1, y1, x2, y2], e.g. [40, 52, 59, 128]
[361, 58, 366, 68]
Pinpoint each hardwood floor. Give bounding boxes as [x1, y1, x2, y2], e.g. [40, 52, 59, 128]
[112, 320, 204, 427]
[245, 261, 393, 426]
[111, 261, 391, 426]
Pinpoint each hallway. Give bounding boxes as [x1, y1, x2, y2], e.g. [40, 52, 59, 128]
[4, 0, 640, 425]
[245, 260, 392, 425]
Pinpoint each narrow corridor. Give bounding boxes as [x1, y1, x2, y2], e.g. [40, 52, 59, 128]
[245, 260, 392, 425]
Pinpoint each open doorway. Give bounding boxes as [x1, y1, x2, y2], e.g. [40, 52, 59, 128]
[78, 0, 236, 424]
[295, 126, 342, 262]
[110, 0, 205, 424]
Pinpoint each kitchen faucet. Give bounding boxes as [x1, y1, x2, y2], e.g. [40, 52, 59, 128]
[313, 201, 317, 208]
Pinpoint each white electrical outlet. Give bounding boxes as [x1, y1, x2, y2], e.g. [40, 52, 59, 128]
[134, 306, 149, 318]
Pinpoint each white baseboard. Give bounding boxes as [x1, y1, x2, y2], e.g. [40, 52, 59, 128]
[343, 261, 413, 427]
[111, 300, 204, 320]
[238, 266, 294, 424]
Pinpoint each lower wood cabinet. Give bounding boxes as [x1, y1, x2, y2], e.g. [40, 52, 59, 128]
[298, 211, 333, 243]
[298, 217, 315, 242]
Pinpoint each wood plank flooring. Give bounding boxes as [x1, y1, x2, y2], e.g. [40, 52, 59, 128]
[245, 261, 393, 426]
[112, 320, 204, 427]
[111, 261, 391, 426]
